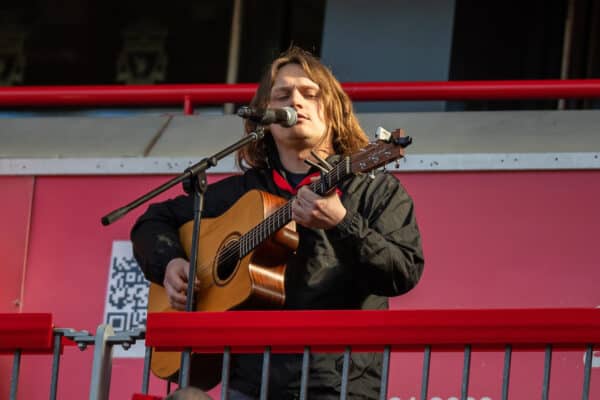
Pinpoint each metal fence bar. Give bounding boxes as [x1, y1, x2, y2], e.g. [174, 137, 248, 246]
[501, 344, 512, 400]
[221, 347, 231, 400]
[542, 345, 552, 400]
[10, 349, 21, 400]
[141, 346, 152, 394]
[259, 346, 271, 400]
[49, 331, 64, 400]
[460, 345, 471, 400]
[299, 346, 310, 400]
[339, 346, 351, 400]
[379, 345, 391, 400]
[420, 345, 431, 400]
[582, 344, 592, 400]
[89, 324, 115, 400]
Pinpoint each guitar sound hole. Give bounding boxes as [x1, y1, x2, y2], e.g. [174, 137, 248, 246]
[215, 240, 239, 282]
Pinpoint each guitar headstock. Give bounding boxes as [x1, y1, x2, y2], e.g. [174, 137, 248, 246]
[350, 127, 412, 174]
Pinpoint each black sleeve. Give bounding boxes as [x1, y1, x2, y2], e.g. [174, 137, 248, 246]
[130, 174, 247, 285]
[326, 172, 425, 297]
[130, 194, 193, 285]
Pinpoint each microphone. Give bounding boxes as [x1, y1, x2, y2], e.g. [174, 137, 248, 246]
[237, 106, 298, 127]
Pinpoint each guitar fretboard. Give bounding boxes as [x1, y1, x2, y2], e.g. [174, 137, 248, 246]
[238, 157, 351, 257]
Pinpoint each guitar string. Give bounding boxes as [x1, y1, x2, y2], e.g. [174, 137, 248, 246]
[190, 159, 347, 284]
[222, 144, 393, 261]
[214, 202, 293, 267]
[190, 149, 397, 287]
[208, 161, 347, 268]
[211, 161, 346, 267]
[214, 163, 338, 265]
[190, 152, 390, 290]
[214, 168, 326, 264]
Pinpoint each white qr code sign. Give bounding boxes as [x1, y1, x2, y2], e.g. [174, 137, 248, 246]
[103, 240, 150, 358]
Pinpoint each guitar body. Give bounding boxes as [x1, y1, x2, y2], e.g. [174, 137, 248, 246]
[148, 190, 298, 385]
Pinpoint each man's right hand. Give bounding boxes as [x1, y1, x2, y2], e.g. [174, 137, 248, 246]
[163, 257, 200, 310]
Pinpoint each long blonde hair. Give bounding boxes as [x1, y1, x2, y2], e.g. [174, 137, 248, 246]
[237, 47, 369, 170]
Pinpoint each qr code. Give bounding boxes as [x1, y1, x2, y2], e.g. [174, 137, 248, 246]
[103, 240, 149, 358]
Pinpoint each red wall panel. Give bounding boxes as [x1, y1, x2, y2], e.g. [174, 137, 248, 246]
[1, 171, 598, 399]
[389, 170, 600, 400]
[393, 170, 600, 309]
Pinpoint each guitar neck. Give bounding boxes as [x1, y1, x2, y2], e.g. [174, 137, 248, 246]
[239, 158, 351, 257]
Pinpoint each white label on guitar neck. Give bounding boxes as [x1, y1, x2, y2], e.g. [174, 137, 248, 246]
[375, 126, 391, 141]
[102, 240, 150, 358]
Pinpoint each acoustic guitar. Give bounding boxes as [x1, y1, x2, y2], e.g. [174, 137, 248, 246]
[147, 128, 412, 386]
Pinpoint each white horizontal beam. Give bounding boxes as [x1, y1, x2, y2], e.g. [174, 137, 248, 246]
[1, 152, 599, 175]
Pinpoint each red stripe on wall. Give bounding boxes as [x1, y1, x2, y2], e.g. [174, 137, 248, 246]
[0, 176, 34, 313]
[0, 176, 34, 397]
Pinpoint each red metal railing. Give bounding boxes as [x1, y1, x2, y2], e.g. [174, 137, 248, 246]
[3, 310, 599, 399]
[1, 80, 600, 107]
[1, 313, 56, 400]
[0, 313, 54, 354]
[144, 308, 600, 399]
[146, 308, 600, 352]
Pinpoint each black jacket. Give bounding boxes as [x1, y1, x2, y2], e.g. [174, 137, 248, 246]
[131, 159, 424, 399]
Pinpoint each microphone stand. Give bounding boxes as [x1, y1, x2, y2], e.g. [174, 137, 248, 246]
[101, 127, 266, 388]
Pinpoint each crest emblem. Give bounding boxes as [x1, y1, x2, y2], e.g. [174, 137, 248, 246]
[116, 20, 168, 84]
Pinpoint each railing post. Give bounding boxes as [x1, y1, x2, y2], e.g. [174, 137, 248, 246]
[259, 346, 271, 400]
[542, 345, 553, 400]
[221, 346, 232, 400]
[299, 346, 311, 400]
[184, 95, 194, 115]
[582, 344, 593, 400]
[501, 344, 512, 400]
[420, 345, 431, 400]
[49, 330, 65, 400]
[339, 346, 352, 400]
[9, 349, 21, 400]
[89, 324, 115, 400]
[460, 344, 472, 400]
[379, 345, 391, 400]
[141, 346, 152, 394]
